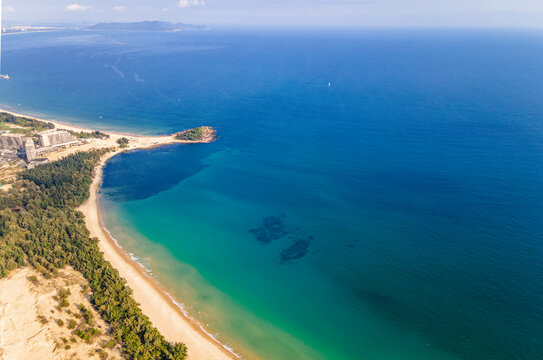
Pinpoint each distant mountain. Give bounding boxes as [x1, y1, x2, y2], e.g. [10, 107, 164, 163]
[88, 21, 209, 32]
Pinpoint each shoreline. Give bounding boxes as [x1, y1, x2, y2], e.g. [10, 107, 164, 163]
[0, 106, 98, 132]
[79, 152, 239, 360]
[2, 107, 235, 359]
[0, 106, 154, 136]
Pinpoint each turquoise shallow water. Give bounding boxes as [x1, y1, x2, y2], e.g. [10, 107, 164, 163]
[2, 29, 543, 359]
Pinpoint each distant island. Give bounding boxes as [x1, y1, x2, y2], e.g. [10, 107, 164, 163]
[88, 21, 210, 32]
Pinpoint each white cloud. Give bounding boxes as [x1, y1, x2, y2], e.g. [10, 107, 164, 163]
[176, 0, 205, 8]
[66, 4, 91, 12]
[5, 6, 15, 13]
[113, 6, 127, 12]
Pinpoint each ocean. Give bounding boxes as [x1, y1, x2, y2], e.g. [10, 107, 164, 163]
[1, 28, 543, 360]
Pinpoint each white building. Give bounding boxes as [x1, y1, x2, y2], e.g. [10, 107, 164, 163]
[24, 138, 36, 162]
[0, 133, 25, 150]
[37, 130, 78, 148]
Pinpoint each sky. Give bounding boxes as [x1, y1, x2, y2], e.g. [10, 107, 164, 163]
[2, 0, 543, 27]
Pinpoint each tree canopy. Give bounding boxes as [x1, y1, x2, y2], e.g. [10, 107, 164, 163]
[0, 150, 187, 359]
[0, 112, 55, 134]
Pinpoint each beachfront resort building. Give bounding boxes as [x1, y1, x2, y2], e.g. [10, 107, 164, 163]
[37, 130, 78, 148]
[0, 133, 25, 150]
[0, 130, 78, 166]
[23, 138, 37, 162]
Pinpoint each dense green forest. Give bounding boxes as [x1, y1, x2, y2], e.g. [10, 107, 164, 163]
[0, 150, 187, 359]
[0, 112, 55, 134]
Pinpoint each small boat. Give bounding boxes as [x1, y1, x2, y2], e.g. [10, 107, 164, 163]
[0, 74, 11, 80]
[328, 81, 331, 87]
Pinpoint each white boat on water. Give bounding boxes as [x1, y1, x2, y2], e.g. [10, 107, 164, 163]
[0, 74, 10, 80]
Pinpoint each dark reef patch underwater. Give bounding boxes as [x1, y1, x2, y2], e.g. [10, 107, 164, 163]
[280, 236, 312, 264]
[250, 215, 313, 264]
[250, 215, 289, 244]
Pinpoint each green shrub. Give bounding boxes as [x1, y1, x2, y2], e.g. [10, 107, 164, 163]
[75, 327, 100, 343]
[78, 304, 94, 326]
[97, 348, 108, 360]
[116, 137, 129, 148]
[102, 339, 117, 349]
[69, 130, 110, 140]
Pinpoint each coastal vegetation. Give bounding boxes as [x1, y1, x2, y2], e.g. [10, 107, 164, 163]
[0, 150, 187, 359]
[0, 112, 55, 136]
[117, 137, 130, 148]
[69, 130, 111, 140]
[0, 112, 109, 141]
[175, 127, 208, 141]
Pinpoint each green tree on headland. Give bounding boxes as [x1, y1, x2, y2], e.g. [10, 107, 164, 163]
[175, 127, 206, 141]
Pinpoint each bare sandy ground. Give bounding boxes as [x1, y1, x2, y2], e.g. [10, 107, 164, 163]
[0, 267, 123, 360]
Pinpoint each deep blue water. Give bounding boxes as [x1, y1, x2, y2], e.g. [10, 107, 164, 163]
[1, 29, 543, 360]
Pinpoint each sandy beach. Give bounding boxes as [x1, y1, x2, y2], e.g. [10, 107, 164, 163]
[78, 153, 237, 360]
[0, 107, 99, 133]
[1, 108, 235, 359]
